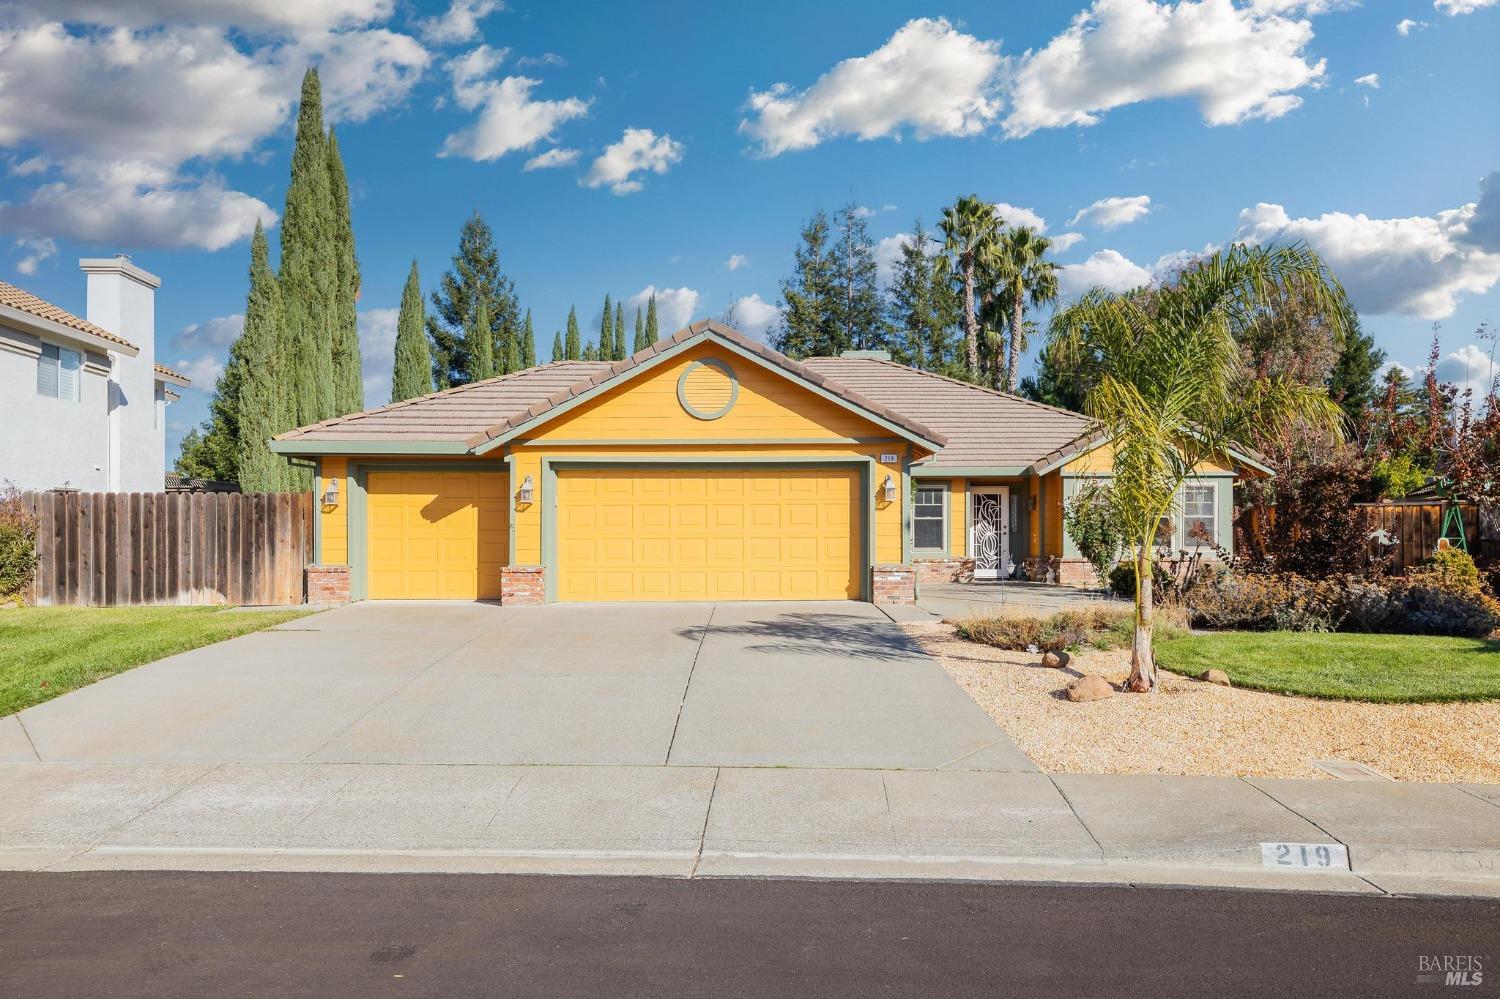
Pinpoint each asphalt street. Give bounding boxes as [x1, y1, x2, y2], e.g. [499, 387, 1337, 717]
[0, 872, 1495, 998]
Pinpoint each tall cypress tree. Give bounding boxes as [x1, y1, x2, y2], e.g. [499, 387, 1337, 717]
[279, 68, 337, 433]
[633, 307, 646, 352]
[521, 310, 536, 367]
[646, 294, 659, 342]
[326, 127, 362, 414]
[613, 301, 626, 360]
[599, 295, 613, 361]
[426, 211, 519, 388]
[391, 260, 432, 402]
[505, 314, 522, 373]
[552, 331, 564, 362]
[565, 306, 581, 360]
[470, 297, 495, 380]
[236, 221, 289, 490]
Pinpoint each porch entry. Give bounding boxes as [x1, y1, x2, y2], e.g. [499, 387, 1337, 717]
[970, 486, 1012, 580]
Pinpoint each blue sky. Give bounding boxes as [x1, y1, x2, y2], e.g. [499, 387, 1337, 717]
[1, 0, 1497, 465]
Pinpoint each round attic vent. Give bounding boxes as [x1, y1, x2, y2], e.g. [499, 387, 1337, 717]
[677, 358, 738, 420]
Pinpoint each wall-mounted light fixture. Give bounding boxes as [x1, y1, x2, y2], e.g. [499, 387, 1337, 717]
[320, 477, 339, 507]
[517, 474, 535, 505]
[882, 474, 896, 503]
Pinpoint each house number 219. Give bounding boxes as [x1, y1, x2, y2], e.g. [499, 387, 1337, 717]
[1260, 842, 1349, 870]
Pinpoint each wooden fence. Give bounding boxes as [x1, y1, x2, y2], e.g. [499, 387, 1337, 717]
[1355, 501, 1500, 573]
[25, 491, 314, 606]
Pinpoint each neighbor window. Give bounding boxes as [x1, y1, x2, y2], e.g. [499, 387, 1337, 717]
[912, 485, 945, 550]
[37, 343, 80, 402]
[1182, 483, 1217, 548]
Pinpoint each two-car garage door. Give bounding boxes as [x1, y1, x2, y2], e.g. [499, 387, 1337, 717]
[556, 468, 861, 601]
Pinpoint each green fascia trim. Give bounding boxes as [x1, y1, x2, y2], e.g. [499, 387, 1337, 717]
[908, 479, 950, 558]
[910, 465, 1027, 478]
[271, 440, 472, 456]
[540, 455, 879, 604]
[346, 457, 508, 602]
[472, 331, 946, 455]
[510, 437, 887, 447]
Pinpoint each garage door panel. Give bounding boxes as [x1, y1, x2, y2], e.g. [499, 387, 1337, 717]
[557, 468, 860, 601]
[366, 469, 507, 600]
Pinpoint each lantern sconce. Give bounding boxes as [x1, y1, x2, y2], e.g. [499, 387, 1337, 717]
[517, 474, 535, 506]
[882, 474, 896, 504]
[320, 476, 339, 508]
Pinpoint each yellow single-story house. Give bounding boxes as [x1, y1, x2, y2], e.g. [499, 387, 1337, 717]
[271, 321, 1268, 604]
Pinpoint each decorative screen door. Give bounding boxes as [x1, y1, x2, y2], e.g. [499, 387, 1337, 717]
[971, 487, 1011, 579]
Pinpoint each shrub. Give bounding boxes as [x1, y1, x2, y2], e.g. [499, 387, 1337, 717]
[1107, 559, 1173, 600]
[0, 484, 39, 604]
[956, 604, 1183, 654]
[1408, 547, 1483, 594]
[1063, 485, 1126, 588]
[1183, 572, 1349, 632]
[1390, 581, 1500, 638]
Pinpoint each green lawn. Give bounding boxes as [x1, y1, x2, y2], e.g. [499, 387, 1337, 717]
[0, 605, 312, 717]
[1156, 631, 1500, 703]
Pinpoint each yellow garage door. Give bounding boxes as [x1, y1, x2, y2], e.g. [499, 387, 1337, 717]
[366, 469, 508, 599]
[557, 468, 861, 601]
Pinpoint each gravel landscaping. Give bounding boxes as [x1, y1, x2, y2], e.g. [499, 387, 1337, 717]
[904, 621, 1500, 783]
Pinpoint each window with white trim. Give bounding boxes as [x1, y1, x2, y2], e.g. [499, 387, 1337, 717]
[37, 342, 80, 402]
[912, 485, 945, 551]
[1182, 483, 1217, 548]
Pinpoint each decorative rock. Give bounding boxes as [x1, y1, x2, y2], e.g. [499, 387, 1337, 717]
[1066, 674, 1114, 702]
[1200, 668, 1231, 687]
[1041, 649, 1071, 669]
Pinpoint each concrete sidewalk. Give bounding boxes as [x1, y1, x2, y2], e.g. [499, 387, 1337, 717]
[2, 761, 1497, 898]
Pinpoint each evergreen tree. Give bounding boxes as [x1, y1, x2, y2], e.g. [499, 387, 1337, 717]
[426, 210, 519, 387]
[646, 294, 659, 342]
[506, 320, 522, 373]
[552, 330, 564, 362]
[830, 202, 885, 352]
[235, 221, 289, 489]
[888, 219, 953, 371]
[613, 300, 626, 360]
[1328, 316, 1387, 424]
[279, 67, 337, 431]
[521, 310, 536, 367]
[633, 307, 646, 352]
[391, 260, 432, 402]
[773, 209, 837, 358]
[582, 338, 598, 361]
[1018, 341, 1089, 412]
[326, 127, 362, 414]
[599, 294, 614, 363]
[565, 306, 581, 360]
[470, 297, 495, 380]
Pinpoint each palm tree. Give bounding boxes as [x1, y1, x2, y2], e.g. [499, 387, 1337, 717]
[994, 226, 1059, 393]
[1048, 243, 1349, 692]
[936, 195, 1002, 381]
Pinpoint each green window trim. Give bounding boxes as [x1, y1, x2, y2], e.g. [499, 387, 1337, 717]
[910, 482, 948, 556]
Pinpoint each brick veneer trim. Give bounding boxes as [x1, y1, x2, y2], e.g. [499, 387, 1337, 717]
[871, 562, 917, 606]
[914, 557, 975, 584]
[305, 564, 350, 605]
[501, 565, 545, 605]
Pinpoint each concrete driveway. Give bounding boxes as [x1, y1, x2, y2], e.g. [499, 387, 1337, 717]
[9, 601, 1031, 772]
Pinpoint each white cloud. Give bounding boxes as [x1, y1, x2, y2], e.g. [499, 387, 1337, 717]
[875, 234, 912, 286]
[522, 147, 580, 171]
[0, 161, 275, 251]
[1462, 171, 1500, 253]
[726, 293, 782, 340]
[439, 46, 590, 161]
[14, 236, 55, 275]
[740, 17, 1003, 156]
[1354, 73, 1380, 88]
[298, 28, 431, 123]
[173, 355, 225, 389]
[1058, 249, 1154, 296]
[1050, 232, 1086, 253]
[419, 0, 502, 44]
[7, 0, 393, 33]
[516, 52, 565, 69]
[582, 128, 683, 195]
[358, 307, 399, 403]
[1006, 0, 1327, 138]
[725, 254, 748, 271]
[625, 285, 699, 332]
[178, 313, 244, 349]
[1435, 0, 1499, 14]
[851, 204, 899, 218]
[1435, 343, 1500, 400]
[993, 202, 1048, 231]
[1233, 190, 1500, 319]
[1397, 18, 1429, 33]
[1068, 194, 1152, 229]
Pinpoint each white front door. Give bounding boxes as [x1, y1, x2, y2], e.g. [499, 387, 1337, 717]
[971, 487, 1011, 580]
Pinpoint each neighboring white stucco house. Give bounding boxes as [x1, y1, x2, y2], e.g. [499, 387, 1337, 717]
[0, 255, 188, 493]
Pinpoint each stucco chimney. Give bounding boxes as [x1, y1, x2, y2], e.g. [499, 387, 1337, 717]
[80, 254, 163, 491]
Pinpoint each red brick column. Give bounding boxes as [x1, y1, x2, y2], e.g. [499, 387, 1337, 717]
[500, 566, 545, 605]
[871, 563, 917, 605]
[305, 564, 350, 604]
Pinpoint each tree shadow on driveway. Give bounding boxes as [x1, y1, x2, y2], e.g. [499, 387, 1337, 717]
[677, 612, 926, 663]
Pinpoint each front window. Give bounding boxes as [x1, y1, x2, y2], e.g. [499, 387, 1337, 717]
[37, 342, 81, 402]
[912, 485, 945, 550]
[1182, 484, 1216, 548]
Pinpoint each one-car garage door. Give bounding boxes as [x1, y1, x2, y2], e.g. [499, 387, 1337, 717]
[556, 467, 861, 601]
[366, 469, 508, 599]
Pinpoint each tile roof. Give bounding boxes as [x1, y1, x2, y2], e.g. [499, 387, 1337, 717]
[0, 279, 137, 351]
[154, 362, 190, 384]
[800, 357, 1091, 468]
